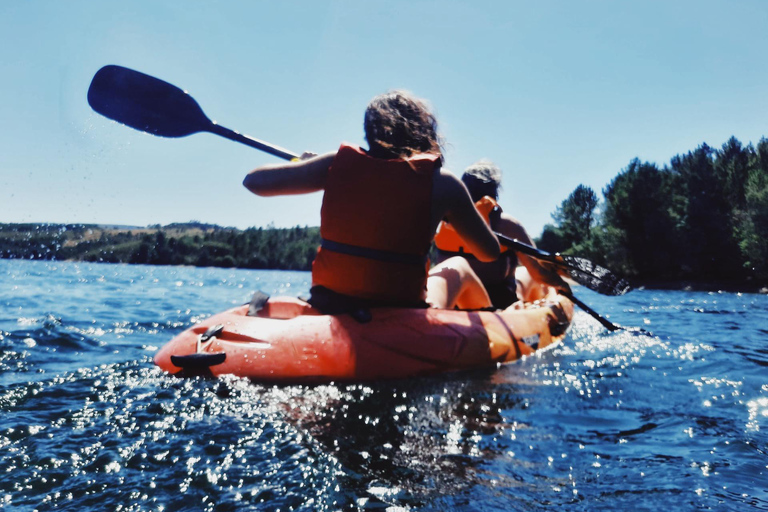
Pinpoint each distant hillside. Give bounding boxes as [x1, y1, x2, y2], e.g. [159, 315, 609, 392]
[0, 223, 320, 271]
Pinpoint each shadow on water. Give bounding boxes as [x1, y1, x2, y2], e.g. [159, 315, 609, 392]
[260, 364, 613, 511]
[281, 374, 507, 507]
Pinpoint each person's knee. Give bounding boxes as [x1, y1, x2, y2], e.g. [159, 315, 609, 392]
[427, 256, 488, 309]
[437, 256, 476, 279]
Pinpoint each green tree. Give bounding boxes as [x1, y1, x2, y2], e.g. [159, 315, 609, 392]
[671, 144, 742, 278]
[716, 136, 750, 211]
[601, 159, 681, 278]
[537, 224, 568, 254]
[738, 138, 768, 278]
[552, 184, 599, 250]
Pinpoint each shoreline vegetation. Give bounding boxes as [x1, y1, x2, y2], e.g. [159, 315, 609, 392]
[1, 220, 766, 294]
[3, 136, 768, 293]
[536, 135, 768, 294]
[0, 222, 320, 272]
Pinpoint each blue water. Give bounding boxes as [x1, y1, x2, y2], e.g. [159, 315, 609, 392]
[1, 259, 766, 511]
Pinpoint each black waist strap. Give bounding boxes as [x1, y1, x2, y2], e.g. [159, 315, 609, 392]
[436, 247, 477, 260]
[437, 248, 518, 267]
[321, 239, 427, 266]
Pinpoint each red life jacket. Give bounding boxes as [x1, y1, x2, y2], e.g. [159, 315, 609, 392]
[433, 196, 510, 255]
[312, 143, 438, 302]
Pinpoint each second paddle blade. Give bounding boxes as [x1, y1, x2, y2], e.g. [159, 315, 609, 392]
[561, 255, 631, 296]
[88, 65, 212, 138]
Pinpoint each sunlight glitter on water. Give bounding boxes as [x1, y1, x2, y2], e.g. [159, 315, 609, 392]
[746, 397, 768, 431]
[1, 362, 356, 510]
[2, 262, 768, 510]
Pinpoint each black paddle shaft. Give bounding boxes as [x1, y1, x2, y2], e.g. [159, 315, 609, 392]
[560, 291, 621, 331]
[495, 233, 630, 296]
[87, 65, 298, 160]
[494, 233, 636, 332]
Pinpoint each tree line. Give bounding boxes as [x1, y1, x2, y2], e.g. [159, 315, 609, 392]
[538, 136, 768, 287]
[0, 223, 320, 271]
[3, 135, 767, 288]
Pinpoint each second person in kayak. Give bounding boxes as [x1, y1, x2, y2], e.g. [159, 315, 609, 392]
[434, 160, 571, 307]
[243, 90, 499, 312]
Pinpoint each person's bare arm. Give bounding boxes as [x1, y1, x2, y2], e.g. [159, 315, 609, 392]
[432, 170, 500, 262]
[243, 152, 336, 196]
[495, 213, 571, 293]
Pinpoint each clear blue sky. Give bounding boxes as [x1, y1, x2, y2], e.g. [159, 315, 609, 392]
[2, 1, 768, 237]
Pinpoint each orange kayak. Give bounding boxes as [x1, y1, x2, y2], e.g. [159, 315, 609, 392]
[154, 285, 573, 383]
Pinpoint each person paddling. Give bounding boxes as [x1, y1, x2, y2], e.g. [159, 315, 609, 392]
[434, 160, 571, 308]
[243, 90, 499, 312]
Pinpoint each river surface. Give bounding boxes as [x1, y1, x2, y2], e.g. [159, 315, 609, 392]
[1, 259, 767, 511]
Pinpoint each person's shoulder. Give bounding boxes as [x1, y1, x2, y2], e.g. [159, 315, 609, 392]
[498, 211, 522, 225]
[314, 151, 337, 163]
[433, 168, 464, 194]
[496, 212, 531, 241]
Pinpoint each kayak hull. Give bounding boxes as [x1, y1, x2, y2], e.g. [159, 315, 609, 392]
[154, 291, 573, 383]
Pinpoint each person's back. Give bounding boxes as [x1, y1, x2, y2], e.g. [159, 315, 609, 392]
[244, 91, 500, 312]
[312, 143, 438, 306]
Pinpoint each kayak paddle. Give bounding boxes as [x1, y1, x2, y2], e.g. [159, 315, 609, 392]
[495, 233, 630, 296]
[87, 65, 299, 160]
[559, 290, 621, 331]
[88, 65, 633, 333]
[496, 233, 637, 333]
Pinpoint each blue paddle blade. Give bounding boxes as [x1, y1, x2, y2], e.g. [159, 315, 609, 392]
[88, 65, 213, 137]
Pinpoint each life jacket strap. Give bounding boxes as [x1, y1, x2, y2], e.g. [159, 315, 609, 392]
[489, 205, 502, 231]
[321, 239, 427, 266]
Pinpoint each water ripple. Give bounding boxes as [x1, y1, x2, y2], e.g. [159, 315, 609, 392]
[1, 261, 767, 510]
